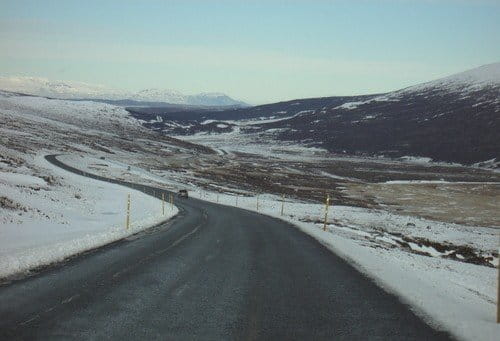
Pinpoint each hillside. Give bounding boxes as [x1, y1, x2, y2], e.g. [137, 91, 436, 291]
[130, 63, 500, 165]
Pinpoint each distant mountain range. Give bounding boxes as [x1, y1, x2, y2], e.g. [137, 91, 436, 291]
[129, 62, 500, 166]
[0, 76, 247, 107]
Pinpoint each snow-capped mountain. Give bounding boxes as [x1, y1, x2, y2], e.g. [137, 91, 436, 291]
[0, 76, 246, 107]
[130, 62, 500, 165]
[131, 88, 183, 103]
[187, 92, 248, 107]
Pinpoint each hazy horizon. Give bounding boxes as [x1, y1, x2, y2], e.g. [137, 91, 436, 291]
[1, 0, 499, 104]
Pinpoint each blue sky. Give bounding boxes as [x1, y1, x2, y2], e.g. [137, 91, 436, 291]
[0, 0, 499, 104]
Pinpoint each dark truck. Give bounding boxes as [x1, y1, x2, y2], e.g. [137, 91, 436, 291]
[178, 189, 188, 198]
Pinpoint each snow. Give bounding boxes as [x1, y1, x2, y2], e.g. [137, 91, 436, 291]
[0, 91, 138, 130]
[436, 62, 500, 86]
[0, 92, 183, 280]
[179, 115, 329, 160]
[0, 77, 245, 106]
[335, 101, 367, 110]
[334, 95, 395, 110]
[183, 129, 328, 159]
[331, 64, 500, 113]
[0, 77, 127, 100]
[0, 155, 178, 279]
[399, 156, 434, 163]
[201, 119, 217, 125]
[385, 180, 500, 185]
[57, 154, 183, 191]
[0, 172, 47, 187]
[473, 158, 500, 171]
[403, 62, 500, 94]
[134, 88, 185, 103]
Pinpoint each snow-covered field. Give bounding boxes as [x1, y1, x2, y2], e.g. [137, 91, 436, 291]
[181, 127, 329, 160]
[0, 154, 178, 280]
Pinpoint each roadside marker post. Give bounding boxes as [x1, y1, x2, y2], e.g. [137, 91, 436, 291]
[126, 194, 131, 230]
[216, 193, 219, 203]
[236, 195, 238, 207]
[281, 194, 285, 216]
[323, 194, 330, 231]
[256, 194, 259, 212]
[162, 193, 165, 215]
[170, 193, 173, 210]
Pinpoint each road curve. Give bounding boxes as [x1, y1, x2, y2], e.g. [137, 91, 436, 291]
[0, 155, 452, 340]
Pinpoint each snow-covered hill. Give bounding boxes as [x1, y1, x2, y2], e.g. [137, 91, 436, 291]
[408, 62, 500, 92]
[0, 76, 246, 107]
[0, 91, 197, 279]
[0, 77, 128, 100]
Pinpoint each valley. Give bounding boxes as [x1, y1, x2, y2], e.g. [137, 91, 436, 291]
[0, 63, 499, 341]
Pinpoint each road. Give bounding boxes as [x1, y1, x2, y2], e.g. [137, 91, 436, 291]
[0, 155, 452, 340]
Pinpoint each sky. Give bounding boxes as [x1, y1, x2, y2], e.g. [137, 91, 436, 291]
[0, 0, 499, 104]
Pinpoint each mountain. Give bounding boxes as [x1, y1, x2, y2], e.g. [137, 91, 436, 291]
[129, 63, 500, 165]
[187, 92, 248, 107]
[0, 76, 247, 107]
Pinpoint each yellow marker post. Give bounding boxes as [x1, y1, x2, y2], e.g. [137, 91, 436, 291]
[162, 193, 165, 215]
[323, 194, 330, 231]
[497, 260, 499, 323]
[126, 193, 131, 230]
[497, 240, 500, 323]
[281, 193, 285, 216]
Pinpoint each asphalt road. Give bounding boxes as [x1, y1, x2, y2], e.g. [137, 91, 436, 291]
[0, 155, 452, 340]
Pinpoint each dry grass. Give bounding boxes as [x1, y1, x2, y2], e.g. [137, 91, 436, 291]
[343, 183, 500, 227]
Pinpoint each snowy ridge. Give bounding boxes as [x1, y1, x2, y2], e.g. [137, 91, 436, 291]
[0, 77, 128, 100]
[333, 63, 500, 110]
[0, 76, 246, 106]
[433, 62, 500, 86]
[402, 62, 500, 93]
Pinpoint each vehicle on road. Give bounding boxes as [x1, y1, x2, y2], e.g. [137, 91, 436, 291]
[178, 189, 189, 198]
